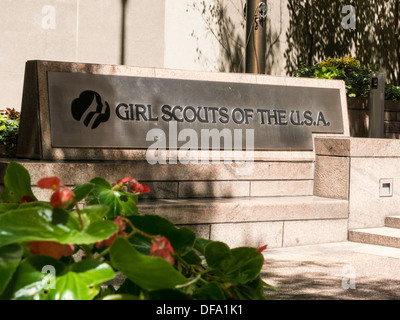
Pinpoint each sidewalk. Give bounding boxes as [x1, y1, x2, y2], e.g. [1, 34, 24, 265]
[260, 241, 400, 300]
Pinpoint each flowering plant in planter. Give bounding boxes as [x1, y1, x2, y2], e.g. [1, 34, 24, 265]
[0, 108, 20, 157]
[0, 161, 272, 300]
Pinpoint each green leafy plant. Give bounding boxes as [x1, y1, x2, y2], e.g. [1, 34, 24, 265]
[314, 65, 346, 80]
[317, 56, 361, 71]
[0, 108, 20, 157]
[0, 161, 273, 300]
[294, 63, 316, 78]
[385, 84, 400, 101]
[295, 56, 376, 98]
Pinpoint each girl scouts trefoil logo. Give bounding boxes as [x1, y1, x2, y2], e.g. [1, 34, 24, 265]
[71, 90, 110, 129]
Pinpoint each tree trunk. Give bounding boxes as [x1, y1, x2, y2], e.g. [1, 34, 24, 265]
[395, 0, 400, 85]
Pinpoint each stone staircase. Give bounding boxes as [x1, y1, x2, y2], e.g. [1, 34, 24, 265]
[138, 195, 349, 248]
[349, 216, 400, 248]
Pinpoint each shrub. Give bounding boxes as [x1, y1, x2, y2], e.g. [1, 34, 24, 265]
[295, 56, 377, 98]
[317, 56, 361, 71]
[385, 84, 400, 101]
[0, 161, 273, 300]
[0, 108, 20, 157]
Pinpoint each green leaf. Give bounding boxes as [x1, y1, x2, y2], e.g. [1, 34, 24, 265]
[0, 244, 23, 294]
[0, 206, 118, 246]
[193, 282, 226, 300]
[90, 177, 112, 189]
[70, 204, 110, 228]
[97, 189, 124, 217]
[72, 183, 95, 202]
[66, 183, 95, 210]
[228, 277, 267, 300]
[8, 256, 114, 300]
[261, 278, 279, 291]
[82, 204, 109, 220]
[222, 247, 264, 285]
[204, 241, 231, 268]
[7, 255, 65, 300]
[129, 234, 152, 255]
[205, 243, 264, 285]
[117, 278, 141, 296]
[44, 260, 115, 300]
[0, 203, 20, 213]
[193, 237, 213, 255]
[88, 184, 138, 218]
[0, 161, 37, 203]
[17, 201, 53, 210]
[118, 195, 139, 216]
[182, 249, 202, 265]
[128, 215, 196, 255]
[110, 237, 188, 291]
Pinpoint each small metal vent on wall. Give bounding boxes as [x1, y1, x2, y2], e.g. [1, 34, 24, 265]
[380, 179, 393, 197]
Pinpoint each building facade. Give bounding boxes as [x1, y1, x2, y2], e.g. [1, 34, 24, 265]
[0, 1, 397, 110]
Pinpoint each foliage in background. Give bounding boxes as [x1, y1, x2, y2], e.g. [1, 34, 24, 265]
[385, 84, 400, 101]
[295, 56, 377, 98]
[0, 161, 273, 300]
[286, 1, 400, 85]
[0, 108, 20, 157]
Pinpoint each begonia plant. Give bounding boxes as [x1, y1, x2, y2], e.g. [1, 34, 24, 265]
[0, 161, 272, 300]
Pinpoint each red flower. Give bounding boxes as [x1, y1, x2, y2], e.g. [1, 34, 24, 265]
[27, 241, 74, 260]
[149, 236, 175, 264]
[113, 216, 126, 231]
[96, 216, 127, 248]
[258, 244, 268, 265]
[111, 177, 150, 194]
[112, 177, 132, 188]
[37, 177, 61, 190]
[129, 179, 150, 194]
[37, 176, 75, 209]
[119, 177, 132, 185]
[50, 189, 75, 209]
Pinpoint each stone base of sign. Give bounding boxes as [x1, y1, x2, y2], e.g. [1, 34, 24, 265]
[6, 136, 400, 248]
[3, 155, 316, 199]
[138, 197, 348, 248]
[315, 137, 400, 230]
[0, 147, 347, 248]
[0, 156, 348, 248]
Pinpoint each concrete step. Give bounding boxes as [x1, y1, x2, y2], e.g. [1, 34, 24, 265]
[385, 215, 400, 229]
[137, 196, 348, 225]
[349, 227, 400, 249]
[138, 196, 349, 248]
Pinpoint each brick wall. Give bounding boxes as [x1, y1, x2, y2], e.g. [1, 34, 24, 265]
[347, 98, 400, 138]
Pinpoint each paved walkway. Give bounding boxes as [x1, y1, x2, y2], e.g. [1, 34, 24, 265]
[261, 241, 400, 300]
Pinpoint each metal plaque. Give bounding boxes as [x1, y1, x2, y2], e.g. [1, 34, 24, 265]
[48, 71, 344, 151]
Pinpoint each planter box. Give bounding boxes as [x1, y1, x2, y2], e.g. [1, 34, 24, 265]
[347, 97, 400, 138]
[0, 145, 7, 157]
